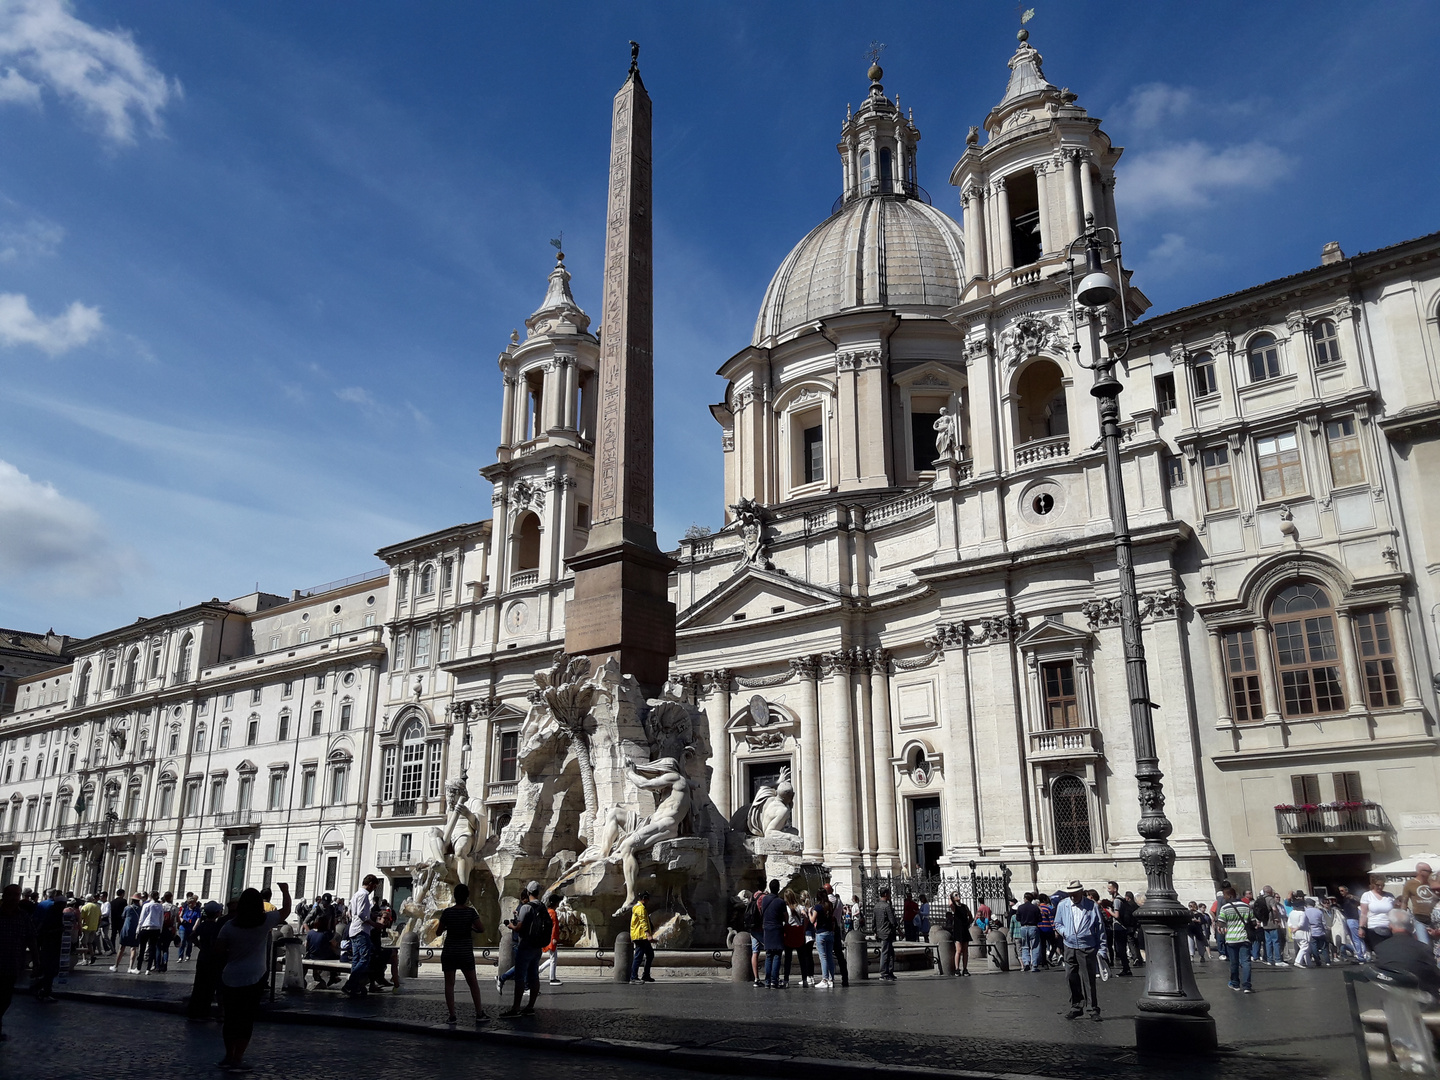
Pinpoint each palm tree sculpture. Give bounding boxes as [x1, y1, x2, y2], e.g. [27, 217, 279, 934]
[534, 650, 598, 838]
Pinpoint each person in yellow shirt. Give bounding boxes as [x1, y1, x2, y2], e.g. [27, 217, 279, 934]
[79, 895, 103, 965]
[629, 891, 655, 983]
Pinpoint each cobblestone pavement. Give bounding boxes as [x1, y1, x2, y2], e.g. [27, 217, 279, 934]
[23, 954, 1365, 1080]
[3, 998, 702, 1080]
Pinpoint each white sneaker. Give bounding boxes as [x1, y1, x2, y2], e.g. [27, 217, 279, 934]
[109, 965, 118, 972]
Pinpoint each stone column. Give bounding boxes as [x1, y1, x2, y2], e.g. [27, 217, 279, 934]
[1032, 164, 1052, 254]
[1062, 151, 1082, 241]
[820, 650, 859, 859]
[1079, 155, 1098, 226]
[964, 186, 988, 282]
[1101, 176, 1118, 235]
[705, 669, 734, 825]
[1252, 623, 1284, 724]
[1388, 602, 1425, 708]
[1335, 609, 1368, 715]
[993, 177, 1013, 272]
[499, 374, 517, 450]
[968, 340, 999, 479]
[855, 649, 879, 859]
[557, 359, 575, 430]
[936, 626, 979, 857]
[542, 361, 562, 432]
[791, 656, 823, 862]
[867, 648, 900, 866]
[1206, 627, 1233, 726]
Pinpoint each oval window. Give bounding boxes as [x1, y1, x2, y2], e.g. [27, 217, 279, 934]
[1033, 493, 1055, 515]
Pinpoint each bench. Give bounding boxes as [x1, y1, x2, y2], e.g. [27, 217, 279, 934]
[300, 958, 350, 989]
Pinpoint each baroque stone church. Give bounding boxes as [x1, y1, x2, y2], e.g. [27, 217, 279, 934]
[3, 33, 1438, 910]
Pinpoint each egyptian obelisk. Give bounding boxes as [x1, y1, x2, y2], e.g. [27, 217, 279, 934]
[565, 42, 676, 689]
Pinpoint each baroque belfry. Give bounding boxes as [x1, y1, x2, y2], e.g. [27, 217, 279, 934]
[3, 32, 1439, 928]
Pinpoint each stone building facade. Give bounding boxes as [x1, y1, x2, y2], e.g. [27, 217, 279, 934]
[2, 35, 1438, 905]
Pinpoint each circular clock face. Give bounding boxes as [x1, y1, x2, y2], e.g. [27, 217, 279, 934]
[506, 602, 529, 633]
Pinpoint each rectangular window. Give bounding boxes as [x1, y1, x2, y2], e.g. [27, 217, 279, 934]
[442, 558, 454, 590]
[316, 673, 326, 691]
[282, 681, 293, 698]
[398, 571, 409, 601]
[250, 687, 262, 705]
[499, 731, 519, 782]
[339, 703, 352, 731]
[263, 844, 275, 864]
[395, 633, 407, 670]
[399, 833, 413, 857]
[294, 865, 306, 899]
[297, 843, 309, 863]
[1224, 628, 1264, 722]
[201, 868, 212, 899]
[1313, 320, 1342, 366]
[1041, 661, 1080, 729]
[910, 410, 941, 472]
[1291, 773, 1321, 806]
[1154, 373, 1176, 416]
[381, 746, 397, 802]
[310, 708, 323, 737]
[1255, 430, 1305, 500]
[1202, 447, 1235, 511]
[365, 613, 376, 627]
[1248, 338, 1282, 382]
[298, 629, 310, 643]
[277, 713, 290, 742]
[184, 782, 201, 817]
[576, 503, 591, 529]
[261, 865, 273, 891]
[324, 856, 338, 893]
[803, 424, 824, 484]
[413, 627, 432, 668]
[301, 769, 316, 808]
[427, 746, 442, 799]
[1164, 455, 1185, 489]
[1326, 416, 1365, 488]
[1192, 356, 1218, 397]
[270, 636, 281, 651]
[237, 777, 253, 811]
[204, 846, 215, 866]
[331, 622, 342, 636]
[268, 773, 285, 810]
[1354, 609, 1402, 708]
[223, 693, 234, 709]
[180, 847, 191, 867]
[439, 624, 452, 663]
[209, 779, 225, 814]
[158, 785, 174, 818]
[246, 720, 258, 746]
[40, 796, 51, 830]
[1273, 610, 1345, 717]
[329, 766, 347, 805]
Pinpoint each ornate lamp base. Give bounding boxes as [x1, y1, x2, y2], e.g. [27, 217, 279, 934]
[1133, 902, 1218, 1056]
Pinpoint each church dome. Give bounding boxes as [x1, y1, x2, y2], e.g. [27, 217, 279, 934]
[752, 191, 966, 346]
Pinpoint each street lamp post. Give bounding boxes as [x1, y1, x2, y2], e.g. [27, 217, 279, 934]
[1065, 215, 1216, 1054]
[90, 809, 120, 896]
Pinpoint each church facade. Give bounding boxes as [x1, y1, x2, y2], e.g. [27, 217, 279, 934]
[2, 35, 1438, 906]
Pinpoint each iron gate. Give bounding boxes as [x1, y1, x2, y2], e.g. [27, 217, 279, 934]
[856, 864, 1015, 935]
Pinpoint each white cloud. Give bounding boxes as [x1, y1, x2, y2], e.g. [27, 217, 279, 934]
[0, 291, 102, 354]
[0, 458, 134, 595]
[335, 385, 376, 409]
[0, 212, 64, 260]
[1123, 82, 1192, 129]
[0, 0, 180, 144]
[1119, 140, 1291, 216]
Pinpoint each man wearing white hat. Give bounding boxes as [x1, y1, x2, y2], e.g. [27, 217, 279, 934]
[1054, 880, 1102, 1020]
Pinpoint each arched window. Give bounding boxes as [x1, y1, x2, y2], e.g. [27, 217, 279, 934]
[1052, 775, 1092, 854]
[860, 149, 872, 189]
[879, 146, 893, 192]
[515, 512, 541, 572]
[419, 564, 434, 595]
[1190, 352, 1218, 397]
[399, 720, 426, 802]
[177, 634, 195, 682]
[75, 664, 92, 706]
[1014, 360, 1069, 444]
[1311, 319, 1341, 366]
[1246, 333, 1281, 382]
[1269, 583, 1345, 716]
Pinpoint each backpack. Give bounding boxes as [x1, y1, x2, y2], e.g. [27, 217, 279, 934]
[522, 900, 552, 948]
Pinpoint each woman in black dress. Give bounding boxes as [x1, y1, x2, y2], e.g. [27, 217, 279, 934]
[947, 893, 974, 976]
[438, 883, 487, 1025]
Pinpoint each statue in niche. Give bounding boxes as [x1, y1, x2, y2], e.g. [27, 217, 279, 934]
[933, 407, 962, 461]
[730, 497, 773, 571]
[586, 756, 694, 916]
[747, 766, 795, 837]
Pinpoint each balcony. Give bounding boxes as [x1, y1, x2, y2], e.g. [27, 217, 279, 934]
[486, 781, 518, 804]
[1276, 801, 1393, 838]
[1028, 726, 1102, 760]
[509, 569, 538, 590]
[1015, 435, 1070, 469]
[830, 178, 932, 216]
[391, 799, 418, 818]
[212, 810, 260, 830]
[375, 849, 415, 869]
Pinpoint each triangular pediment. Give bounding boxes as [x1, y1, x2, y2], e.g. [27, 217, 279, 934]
[1014, 617, 1091, 650]
[677, 567, 841, 630]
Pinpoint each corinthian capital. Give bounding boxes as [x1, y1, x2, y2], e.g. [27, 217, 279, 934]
[788, 655, 821, 681]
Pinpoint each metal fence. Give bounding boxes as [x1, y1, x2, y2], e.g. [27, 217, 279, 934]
[856, 864, 1015, 935]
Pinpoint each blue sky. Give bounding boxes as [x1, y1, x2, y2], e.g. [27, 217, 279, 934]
[1, 0, 1436, 638]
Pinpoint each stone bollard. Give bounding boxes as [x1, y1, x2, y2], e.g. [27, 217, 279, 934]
[398, 930, 419, 980]
[929, 928, 954, 976]
[846, 928, 869, 980]
[987, 926, 1010, 972]
[731, 932, 753, 983]
[613, 930, 633, 983]
[284, 934, 305, 992]
[497, 930, 514, 987]
[969, 923, 984, 963]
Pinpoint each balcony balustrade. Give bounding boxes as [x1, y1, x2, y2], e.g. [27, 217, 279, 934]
[1275, 801, 1392, 837]
[1015, 435, 1070, 469]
